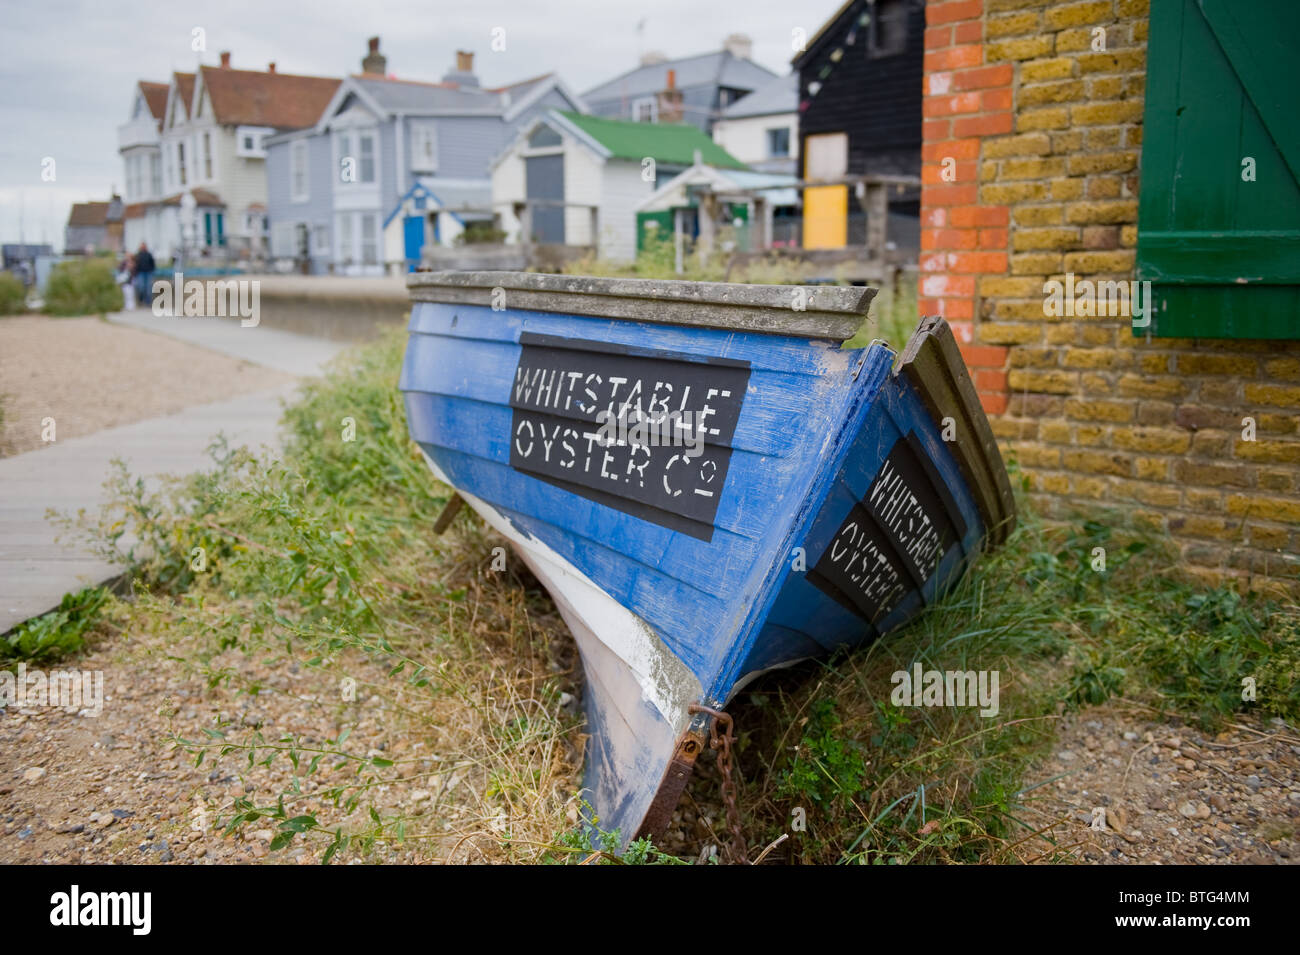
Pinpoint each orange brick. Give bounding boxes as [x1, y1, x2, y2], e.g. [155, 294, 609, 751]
[925, 25, 953, 49]
[924, 92, 983, 117]
[923, 118, 952, 140]
[982, 88, 1014, 111]
[925, 45, 984, 71]
[979, 227, 1008, 248]
[928, 0, 984, 27]
[950, 204, 1009, 227]
[961, 344, 1009, 367]
[954, 20, 983, 44]
[938, 297, 976, 320]
[922, 228, 979, 250]
[922, 183, 980, 206]
[953, 64, 1014, 91]
[981, 392, 1010, 415]
[922, 137, 981, 160]
[919, 273, 977, 297]
[953, 112, 1014, 137]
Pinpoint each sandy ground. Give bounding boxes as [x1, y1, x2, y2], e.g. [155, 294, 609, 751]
[1022, 702, 1300, 864]
[0, 315, 294, 457]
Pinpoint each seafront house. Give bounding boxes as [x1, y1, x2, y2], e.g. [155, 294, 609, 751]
[710, 72, 799, 176]
[118, 55, 340, 265]
[64, 195, 124, 255]
[581, 34, 777, 134]
[490, 110, 748, 261]
[265, 38, 585, 274]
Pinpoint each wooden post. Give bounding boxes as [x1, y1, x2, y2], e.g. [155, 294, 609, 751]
[865, 181, 888, 261]
[752, 196, 769, 251]
[589, 205, 599, 256]
[674, 207, 684, 275]
[698, 193, 716, 264]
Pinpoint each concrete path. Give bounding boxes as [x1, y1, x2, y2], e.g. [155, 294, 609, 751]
[1, 312, 346, 634]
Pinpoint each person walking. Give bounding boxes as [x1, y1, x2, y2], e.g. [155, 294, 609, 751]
[133, 242, 156, 308]
[116, 252, 136, 310]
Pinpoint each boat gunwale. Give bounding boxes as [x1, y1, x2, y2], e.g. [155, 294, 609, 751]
[407, 270, 876, 342]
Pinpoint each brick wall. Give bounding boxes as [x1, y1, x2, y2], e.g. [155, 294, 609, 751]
[920, 0, 1300, 595]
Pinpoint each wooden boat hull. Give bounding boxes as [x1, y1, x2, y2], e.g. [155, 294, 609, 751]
[400, 273, 1014, 846]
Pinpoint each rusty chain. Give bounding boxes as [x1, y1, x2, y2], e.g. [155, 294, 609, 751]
[688, 702, 749, 864]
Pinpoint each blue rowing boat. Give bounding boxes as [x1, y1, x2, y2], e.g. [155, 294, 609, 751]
[399, 271, 1015, 851]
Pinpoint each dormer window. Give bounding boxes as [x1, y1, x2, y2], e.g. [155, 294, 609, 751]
[633, 97, 657, 123]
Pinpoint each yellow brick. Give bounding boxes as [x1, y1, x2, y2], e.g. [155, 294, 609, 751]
[1037, 473, 1072, 493]
[1065, 397, 1134, 421]
[1041, 421, 1072, 442]
[1019, 106, 1070, 131]
[1113, 428, 1192, 454]
[1011, 346, 1059, 369]
[1065, 448, 1132, 477]
[1011, 252, 1062, 275]
[1046, 324, 1076, 344]
[1193, 431, 1233, 456]
[989, 0, 1047, 10]
[1236, 440, 1300, 465]
[1052, 130, 1086, 153]
[1067, 151, 1139, 175]
[1185, 488, 1223, 511]
[1249, 523, 1290, 550]
[1051, 178, 1086, 199]
[1176, 515, 1240, 541]
[980, 322, 1044, 345]
[987, 11, 1040, 37]
[1066, 199, 1139, 224]
[1245, 383, 1300, 407]
[1009, 369, 1079, 394]
[1088, 76, 1124, 99]
[1062, 347, 1127, 370]
[1002, 156, 1068, 179]
[1055, 28, 1095, 53]
[1021, 80, 1086, 106]
[1226, 494, 1300, 523]
[991, 417, 1035, 440]
[1071, 475, 1110, 497]
[1086, 128, 1123, 149]
[1076, 424, 1108, 446]
[1118, 373, 1187, 398]
[1072, 101, 1146, 125]
[1137, 353, 1170, 374]
[1131, 19, 1149, 42]
[1200, 380, 1241, 403]
[1014, 204, 1064, 226]
[1087, 177, 1122, 199]
[1125, 74, 1146, 97]
[982, 181, 1050, 203]
[1063, 250, 1136, 272]
[980, 276, 1045, 297]
[988, 36, 1055, 62]
[984, 132, 1052, 158]
[981, 160, 999, 182]
[1079, 325, 1114, 345]
[1126, 125, 1144, 147]
[1134, 457, 1170, 481]
[1014, 227, 1080, 251]
[1259, 470, 1295, 492]
[1120, 225, 1138, 246]
[1130, 483, 1181, 508]
[1176, 353, 1258, 375]
[999, 300, 1059, 319]
[1014, 443, 1062, 468]
[1080, 372, 1115, 393]
[1118, 0, 1150, 15]
[1261, 357, 1300, 380]
[1022, 57, 1076, 82]
[1045, 1, 1114, 30]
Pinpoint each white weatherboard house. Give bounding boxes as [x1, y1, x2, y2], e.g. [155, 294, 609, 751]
[120, 55, 340, 263]
[710, 72, 799, 176]
[491, 110, 749, 262]
[265, 39, 584, 274]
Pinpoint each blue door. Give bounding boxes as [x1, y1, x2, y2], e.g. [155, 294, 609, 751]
[403, 215, 425, 272]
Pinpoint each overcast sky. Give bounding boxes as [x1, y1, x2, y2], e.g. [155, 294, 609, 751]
[0, 0, 843, 250]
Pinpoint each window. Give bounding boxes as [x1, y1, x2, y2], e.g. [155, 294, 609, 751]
[766, 127, 791, 158]
[804, 132, 848, 181]
[243, 134, 255, 150]
[150, 154, 161, 197]
[202, 132, 213, 179]
[290, 140, 309, 202]
[869, 0, 908, 58]
[632, 97, 657, 123]
[336, 132, 352, 182]
[177, 142, 187, 186]
[312, 225, 330, 254]
[359, 133, 376, 183]
[528, 124, 563, 149]
[410, 122, 437, 172]
[360, 213, 378, 264]
[337, 213, 353, 263]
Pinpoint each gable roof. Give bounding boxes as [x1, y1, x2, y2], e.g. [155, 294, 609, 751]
[349, 73, 500, 114]
[199, 66, 341, 129]
[721, 72, 798, 119]
[139, 81, 169, 123]
[792, 0, 867, 69]
[582, 50, 778, 102]
[173, 71, 195, 119]
[554, 111, 747, 168]
[67, 202, 109, 227]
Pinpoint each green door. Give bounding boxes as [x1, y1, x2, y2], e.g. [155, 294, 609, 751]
[1136, 0, 1300, 339]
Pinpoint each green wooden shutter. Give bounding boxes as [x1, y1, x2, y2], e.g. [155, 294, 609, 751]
[1136, 0, 1300, 339]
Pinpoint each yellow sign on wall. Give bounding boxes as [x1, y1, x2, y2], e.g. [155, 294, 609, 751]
[803, 185, 848, 249]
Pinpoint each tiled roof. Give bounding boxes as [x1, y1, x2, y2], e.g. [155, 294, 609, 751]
[140, 81, 169, 123]
[174, 72, 195, 118]
[721, 72, 797, 119]
[350, 74, 499, 113]
[159, 188, 225, 208]
[582, 51, 777, 101]
[68, 202, 109, 227]
[200, 66, 341, 129]
[555, 111, 747, 169]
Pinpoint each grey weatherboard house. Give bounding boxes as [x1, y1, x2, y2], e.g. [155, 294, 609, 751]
[266, 39, 584, 274]
[581, 34, 778, 134]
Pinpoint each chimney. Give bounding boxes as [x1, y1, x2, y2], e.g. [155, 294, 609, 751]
[362, 36, 387, 75]
[442, 50, 479, 87]
[658, 68, 684, 124]
[640, 50, 667, 66]
[723, 33, 752, 60]
[219, 51, 231, 69]
[267, 62, 276, 73]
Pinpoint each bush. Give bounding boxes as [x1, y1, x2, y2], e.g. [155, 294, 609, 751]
[43, 258, 123, 316]
[0, 271, 27, 315]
